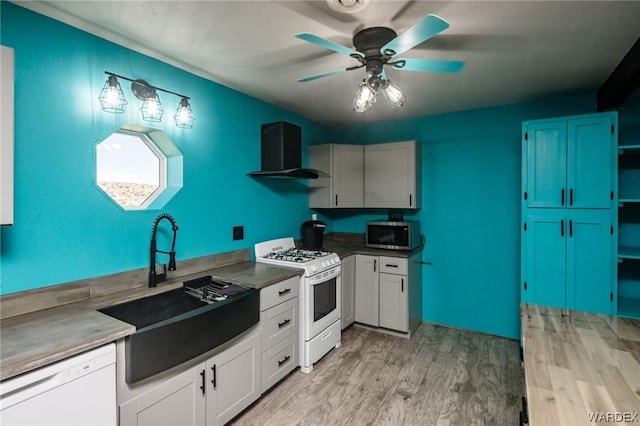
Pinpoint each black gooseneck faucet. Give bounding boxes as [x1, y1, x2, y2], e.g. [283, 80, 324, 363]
[149, 213, 179, 288]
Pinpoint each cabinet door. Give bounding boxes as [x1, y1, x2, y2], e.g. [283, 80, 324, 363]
[524, 211, 567, 308]
[119, 365, 206, 426]
[567, 116, 614, 209]
[1, 46, 14, 225]
[378, 273, 408, 332]
[524, 120, 567, 208]
[566, 210, 612, 314]
[364, 141, 417, 208]
[354, 255, 379, 326]
[333, 145, 364, 207]
[206, 332, 261, 426]
[341, 255, 356, 329]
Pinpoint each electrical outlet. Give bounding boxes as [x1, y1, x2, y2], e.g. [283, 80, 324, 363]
[233, 226, 244, 241]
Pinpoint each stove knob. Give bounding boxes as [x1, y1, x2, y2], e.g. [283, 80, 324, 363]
[321, 261, 326, 268]
[310, 265, 317, 273]
[330, 258, 335, 265]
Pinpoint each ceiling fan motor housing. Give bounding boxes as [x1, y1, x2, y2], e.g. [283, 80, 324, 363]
[353, 27, 397, 76]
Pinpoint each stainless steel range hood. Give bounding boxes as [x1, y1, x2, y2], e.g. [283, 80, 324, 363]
[248, 121, 328, 179]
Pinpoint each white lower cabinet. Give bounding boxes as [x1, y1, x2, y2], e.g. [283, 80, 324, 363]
[341, 255, 356, 329]
[259, 276, 299, 393]
[119, 330, 261, 426]
[354, 253, 421, 335]
[119, 364, 205, 426]
[206, 332, 262, 426]
[354, 254, 379, 326]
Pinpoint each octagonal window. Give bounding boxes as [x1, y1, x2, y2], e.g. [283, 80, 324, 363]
[95, 124, 183, 211]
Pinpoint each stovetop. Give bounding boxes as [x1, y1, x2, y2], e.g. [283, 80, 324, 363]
[183, 275, 251, 304]
[261, 248, 333, 264]
[254, 237, 341, 276]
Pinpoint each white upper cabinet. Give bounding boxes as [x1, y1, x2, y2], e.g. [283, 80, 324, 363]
[364, 141, 420, 209]
[309, 141, 420, 209]
[1, 45, 14, 225]
[309, 144, 364, 208]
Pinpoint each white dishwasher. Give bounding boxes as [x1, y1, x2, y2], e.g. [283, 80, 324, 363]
[0, 343, 116, 426]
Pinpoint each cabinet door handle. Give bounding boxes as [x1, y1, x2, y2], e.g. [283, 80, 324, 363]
[561, 188, 565, 206]
[570, 188, 573, 206]
[278, 318, 291, 328]
[401, 278, 404, 292]
[278, 288, 291, 296]
[569, 219, 573, 237]
[385, 264, 398, 268]
[335, 194, 338, 206]
[409, 194, 412, 206]
[278, 355, 291, 367]
[561, 219, 565, 237]
[373, 259, 377, 272]
[200, 369, 206, 395]
[211, 364, 216, 389]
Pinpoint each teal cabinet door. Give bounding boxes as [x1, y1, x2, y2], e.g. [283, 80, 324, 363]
[567, 116, 614, 209]
[524, 120, 567, 208]
[566, 210, 613, 314]
[524, 211, 567, 308]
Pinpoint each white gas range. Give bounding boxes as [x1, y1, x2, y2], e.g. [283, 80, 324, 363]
[254, 237, 341, 374]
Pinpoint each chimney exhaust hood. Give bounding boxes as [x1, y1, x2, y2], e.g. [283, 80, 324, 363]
[248, 121, 328, 179]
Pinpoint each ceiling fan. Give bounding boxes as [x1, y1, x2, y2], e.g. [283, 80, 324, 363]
[295, 14, 465, 112]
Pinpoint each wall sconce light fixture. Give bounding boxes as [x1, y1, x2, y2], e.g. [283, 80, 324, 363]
[99, 71, 194, 128]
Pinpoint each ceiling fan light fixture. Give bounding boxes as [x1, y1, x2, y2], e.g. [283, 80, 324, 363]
[353, 79, 376, 113]
[381, 79, 406, 108]
[326, 0, 369, 14]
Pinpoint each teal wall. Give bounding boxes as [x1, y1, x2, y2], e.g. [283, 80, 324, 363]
[0, 3, 333, 295]
[2, 3, 634, 341]
[323, 94, 601, 339]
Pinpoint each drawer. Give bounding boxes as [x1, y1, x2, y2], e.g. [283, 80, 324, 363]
[260, 297, 298, 349]
[379, 256, 407, 275]
[261, 334, 298, 393]
[260, 276, 299, 311]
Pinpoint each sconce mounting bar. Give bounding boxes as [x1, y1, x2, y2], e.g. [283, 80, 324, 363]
[104, 71, 190, 100]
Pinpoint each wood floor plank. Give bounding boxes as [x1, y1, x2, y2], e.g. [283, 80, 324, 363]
[231, 323, 523, 425]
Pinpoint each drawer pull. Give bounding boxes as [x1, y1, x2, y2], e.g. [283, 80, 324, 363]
[385, 264, 398, 268]
[278, 355, 291, 367]
[278, 288, 291, 296]
[278, 318, 291, 328]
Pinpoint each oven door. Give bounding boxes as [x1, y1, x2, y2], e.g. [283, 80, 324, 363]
[304, 266, 341, 340]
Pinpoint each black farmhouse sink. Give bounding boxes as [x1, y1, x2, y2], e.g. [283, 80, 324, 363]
[99, 282, 259, 383]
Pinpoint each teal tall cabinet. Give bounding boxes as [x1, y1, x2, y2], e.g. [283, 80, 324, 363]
[521, 112, 617, 314]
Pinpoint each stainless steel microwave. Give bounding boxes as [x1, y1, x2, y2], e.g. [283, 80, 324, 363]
[366, 221, 421, 251]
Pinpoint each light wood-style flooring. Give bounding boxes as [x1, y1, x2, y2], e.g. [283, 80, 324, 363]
[232, 323, 524, 425]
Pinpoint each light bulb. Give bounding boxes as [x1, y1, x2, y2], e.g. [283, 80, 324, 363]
[353, 79, 376, 113]
[174, 97, 195, 128]
[382, 80, 406, 108]
[98, 74, 127, 113]
[140, 92, 164, 122]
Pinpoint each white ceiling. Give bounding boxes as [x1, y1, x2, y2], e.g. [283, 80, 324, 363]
[14, 0, 640, 127]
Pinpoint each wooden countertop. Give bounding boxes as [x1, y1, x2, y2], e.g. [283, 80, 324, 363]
[521, 304, 640, 425]
[0, 261, 301, 381]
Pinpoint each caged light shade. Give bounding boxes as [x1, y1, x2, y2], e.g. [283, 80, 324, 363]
[381, 80, 406, 108]
[140, 92, 164, 123]
[174, 97, 195, 128]
[352, 79, 376, 112]
[98, 74, 128, 113]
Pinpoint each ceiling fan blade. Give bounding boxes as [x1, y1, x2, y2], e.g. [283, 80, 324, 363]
[295, 33, 361, 57]
[382, 14, 450, 57]
[393, 58, 465, 73]
[297, 67, 349, 83]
